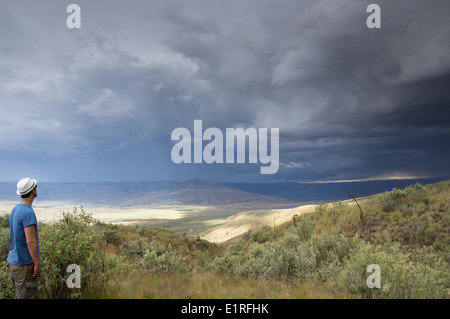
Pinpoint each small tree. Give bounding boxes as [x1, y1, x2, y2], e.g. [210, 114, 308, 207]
[348, 192, 364, 223]
[39, 207, 116, 298]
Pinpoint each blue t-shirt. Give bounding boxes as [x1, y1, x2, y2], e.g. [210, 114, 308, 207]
[7, 204, 40, 266]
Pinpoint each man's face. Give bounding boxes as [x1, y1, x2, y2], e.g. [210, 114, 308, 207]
[32, 187, 37, 198]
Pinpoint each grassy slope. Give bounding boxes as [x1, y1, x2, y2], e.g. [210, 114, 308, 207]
[90, 222, 352, 299]
[96, 180, 449, 299]
[292, 180, 450, 249]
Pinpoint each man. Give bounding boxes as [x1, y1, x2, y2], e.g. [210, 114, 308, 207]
[7, 177, 41, 299]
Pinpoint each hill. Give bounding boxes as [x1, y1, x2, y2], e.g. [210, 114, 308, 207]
[202, 205, 317, 243]
[119, 179, 294, 206]
[208, 180, 449, 298]
[0, 179, 296, 207]
[205, 180, 450, 247]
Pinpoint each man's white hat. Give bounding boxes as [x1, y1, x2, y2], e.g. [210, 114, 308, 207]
[16, 177, 37, 195]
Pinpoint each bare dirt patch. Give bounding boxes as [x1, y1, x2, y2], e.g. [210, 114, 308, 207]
[202, 204, 317, 243]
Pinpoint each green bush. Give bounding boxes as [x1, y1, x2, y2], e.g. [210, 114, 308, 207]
[39, 207, 120, 298]
[213, 239, 246, 276]
[0, 261, 14, 299]
[291, 218, 315, 242]
[378, 188, 408, 213]
[310, 234, 350, 266]
[0, 216, 13, 299]
[335, 239, 449, 298]
[119, 235, 153, 259]
[378, 183, 429, 213]
[0, 214, 9, 229]
[250, 225, 272, 244]
[215, 232, 350, 281]
[0, 227, 10, 261]
[292, 242, 318, 277]
[140, 242, 191, 274]
[233, 243, 289, 279]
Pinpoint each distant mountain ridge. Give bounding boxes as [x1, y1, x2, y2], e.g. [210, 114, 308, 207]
[118, 179, 294, 206]
[0, 177, 445, 206]
[0, 179, 295, 206]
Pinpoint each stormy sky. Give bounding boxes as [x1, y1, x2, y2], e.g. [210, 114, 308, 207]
[0, 0, 449, 183]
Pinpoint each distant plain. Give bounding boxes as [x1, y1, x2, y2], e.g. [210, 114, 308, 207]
[0, 199, 302, 238]
[0, 177, 444, 240]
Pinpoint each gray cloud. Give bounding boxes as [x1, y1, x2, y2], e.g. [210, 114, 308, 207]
[0, 0, 449, 182]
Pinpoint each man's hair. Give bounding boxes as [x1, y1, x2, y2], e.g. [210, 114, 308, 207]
[20, 187, 36, 199]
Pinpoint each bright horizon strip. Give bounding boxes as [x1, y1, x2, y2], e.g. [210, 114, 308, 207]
[298, 174, 437, 184]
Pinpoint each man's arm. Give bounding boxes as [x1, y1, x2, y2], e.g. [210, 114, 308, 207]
[24, 225, 41, 278]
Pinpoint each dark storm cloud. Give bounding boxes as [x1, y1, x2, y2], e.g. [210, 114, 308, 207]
[0, 0, 449, 182]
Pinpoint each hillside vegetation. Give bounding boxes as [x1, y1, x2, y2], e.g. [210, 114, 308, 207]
[0, 180, 449, 299]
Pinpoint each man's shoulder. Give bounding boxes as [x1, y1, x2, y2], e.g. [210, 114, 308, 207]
[12, 204, 35, 217]
[13, 203, 34, 212]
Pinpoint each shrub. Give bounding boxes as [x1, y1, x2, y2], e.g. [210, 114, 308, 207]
[39, 207, 120, 298]
[0, 261, 14, 299]
[292, 242, 318, 278]
[407, 246, 450, 298]
[310, 234, 350, 266]
[378, 188, 408, 213]
[0, 214, 9, 229]
[216, 233, 340, 280]
[0, 227, 10, 261]
[291, 218, 315, 242]
[335, 239, 450, 298]
[119, 235, 154, 259]
[250, 225, 272, 244]
[140, 242, 191, 274]
[213, 239, 246, 276]
[316, 201, 329, 213]
[378, 183, 429, 213]
[234, 243, 289, 279]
